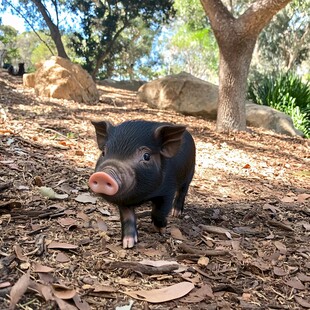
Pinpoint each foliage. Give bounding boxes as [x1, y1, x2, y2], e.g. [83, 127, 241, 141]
[248, 72, 310, 137]
[0, 24, 20, 64]
[256, 4, 310, 73]
[160, 0, 218, 82]
[69, 0, 174, 78]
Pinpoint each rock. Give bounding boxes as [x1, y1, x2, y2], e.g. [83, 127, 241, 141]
[246, 103, 304, 137]
[23, 73, 35, 88]
[98, 79, 145, 91]
[23, 56, 99, 103]
[138, 72, 303, 137]
[138, 72, 218, 119]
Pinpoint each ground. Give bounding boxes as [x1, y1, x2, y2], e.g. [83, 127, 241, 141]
[0, 69, 310, 310]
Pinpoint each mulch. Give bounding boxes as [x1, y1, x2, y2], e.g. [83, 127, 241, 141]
[0, 69, 310, 310]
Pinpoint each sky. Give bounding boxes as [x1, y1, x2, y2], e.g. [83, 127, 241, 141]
[2, 12, 26, 33]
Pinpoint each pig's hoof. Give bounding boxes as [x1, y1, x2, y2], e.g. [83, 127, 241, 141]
[171, 207, 182, 217]
[152, 224, 166, 234]
[122, 235, 137, 249]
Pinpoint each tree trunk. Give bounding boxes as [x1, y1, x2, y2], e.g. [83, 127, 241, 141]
[32, 0, 69, 60]
[217, 37, 256, 132]
[200, 0, 292, 133]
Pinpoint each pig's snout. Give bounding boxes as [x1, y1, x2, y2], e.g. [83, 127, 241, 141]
[89, 172, 119, 195]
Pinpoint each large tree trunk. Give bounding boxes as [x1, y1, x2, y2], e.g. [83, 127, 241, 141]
[200, 0, 292, 133]
[32, 0, 69, 60]
[217, 37, 256, 132]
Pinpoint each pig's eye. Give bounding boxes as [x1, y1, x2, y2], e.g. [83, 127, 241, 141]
[143, 153, 151, 161]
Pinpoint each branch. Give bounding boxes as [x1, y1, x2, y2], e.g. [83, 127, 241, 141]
[2, 0, 55, 55]
[238, 0, 292, 36]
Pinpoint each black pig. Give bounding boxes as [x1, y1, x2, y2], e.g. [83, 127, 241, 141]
[89, 120, 195, 248]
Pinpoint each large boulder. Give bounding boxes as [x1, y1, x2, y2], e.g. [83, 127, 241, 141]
[138, 72, 218, 119]
[138, 72, 303, 137]
[23, 56, 99, 103]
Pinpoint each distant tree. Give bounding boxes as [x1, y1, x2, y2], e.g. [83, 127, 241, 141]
[0, 24, 20, 64]
[1, 0, 69, 59]
[258, 3, 310, 72]
[200, 0, 292, 133]
[70, 0, 174, 79]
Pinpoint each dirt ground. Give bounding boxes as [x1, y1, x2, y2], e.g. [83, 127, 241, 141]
[0, 69, 310, 310]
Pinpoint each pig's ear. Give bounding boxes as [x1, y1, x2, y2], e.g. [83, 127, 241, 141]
[155, 125, 186, 158]
[91, 121, 113, 150]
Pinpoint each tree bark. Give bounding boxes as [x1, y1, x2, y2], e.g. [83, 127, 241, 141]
[32, 0, 69, 60]
[200, 0, 292, 132]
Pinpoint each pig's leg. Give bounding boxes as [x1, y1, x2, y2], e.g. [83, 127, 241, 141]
[171, 178, 192, 217]
[118, 206, 138, 249]
[151, 195, 174, 233]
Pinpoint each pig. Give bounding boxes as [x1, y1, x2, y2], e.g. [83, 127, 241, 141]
[88, 120, 195, 248]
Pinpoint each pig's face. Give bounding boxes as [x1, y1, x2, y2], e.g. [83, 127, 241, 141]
[89, 121, 186, 206]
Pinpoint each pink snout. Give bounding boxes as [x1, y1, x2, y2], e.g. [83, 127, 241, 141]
[89, 172, 119, 196]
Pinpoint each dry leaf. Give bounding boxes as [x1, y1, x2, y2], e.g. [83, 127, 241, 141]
[53, 285, 77, 300]
[93, 284, 117, 293]
[297, 273, 310, 282]
[274, 241, 287, 255]
[48, 241, 78, 250]
[181, 284, 214, 303]
[170, 226, 186, 240]
[56, 252, 70, 263]
[124, 281, 194, 303]
[58, 217, 77, 227]
[13, 244, 28, 261]
[9, 270, 30, 310]
[139, 259, 179, 268]
[281, 196, 295, 203]
[286, 278, 306, 290]
[273, 266, 288, 276]
[75, 193, 97, 204]
[0, 281, 11, 289]
[76, 211, 90, 222]
[297, 193, 310, 202]
[295, 296, 310, 308]
[55, 297, 78, 310]
[72, 294, 91, 310]
[33, 263, 55, 273]
[96, 218, 108, 231]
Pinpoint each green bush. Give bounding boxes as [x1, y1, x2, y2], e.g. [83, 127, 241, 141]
[248, 72, 310, 138]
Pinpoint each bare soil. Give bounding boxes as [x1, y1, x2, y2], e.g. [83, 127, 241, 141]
[0, 69, 310, 310]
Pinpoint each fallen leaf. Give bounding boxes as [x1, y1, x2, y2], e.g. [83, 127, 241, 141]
[273, 266, 288, 276]
[297, 273, 310, 282]
[0, 282, 11, 289]
[243, 163, 251, 169]
[96, 218, 108, 231]
[302, 223, 310, 231]
[72, 294, 91, 310]
[93, 285, 117, 293]
[76, 211, 90, 222]
[56, 252, 70, 263]
[13, 244, 28, 261]
[39, 187, 68, 200]
[9, 270, 30, 309]
[295, 296, 310, 308]
[181, 284, 214, 303]
[281, 196, 295, 203]
[33, 263, 55, 273]
[58, 217, 77, 227]
[53, 285, 77, 300]
[55, 297, 78, 310]
[124, 281, 194, 303]
[139, 259, 179, 268]
[48, 241, 78, 250]
[170, 226, 186, 240]
[75, 193, 97, 204]
[286, 278, 305, 290]
[274, 241, 287, 255]
[297, 193, 310, 202]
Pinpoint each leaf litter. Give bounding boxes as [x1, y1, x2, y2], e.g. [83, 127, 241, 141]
[1, 71, 310, 309]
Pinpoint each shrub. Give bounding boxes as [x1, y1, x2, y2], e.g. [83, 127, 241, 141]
[248, 72, 310, 138]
